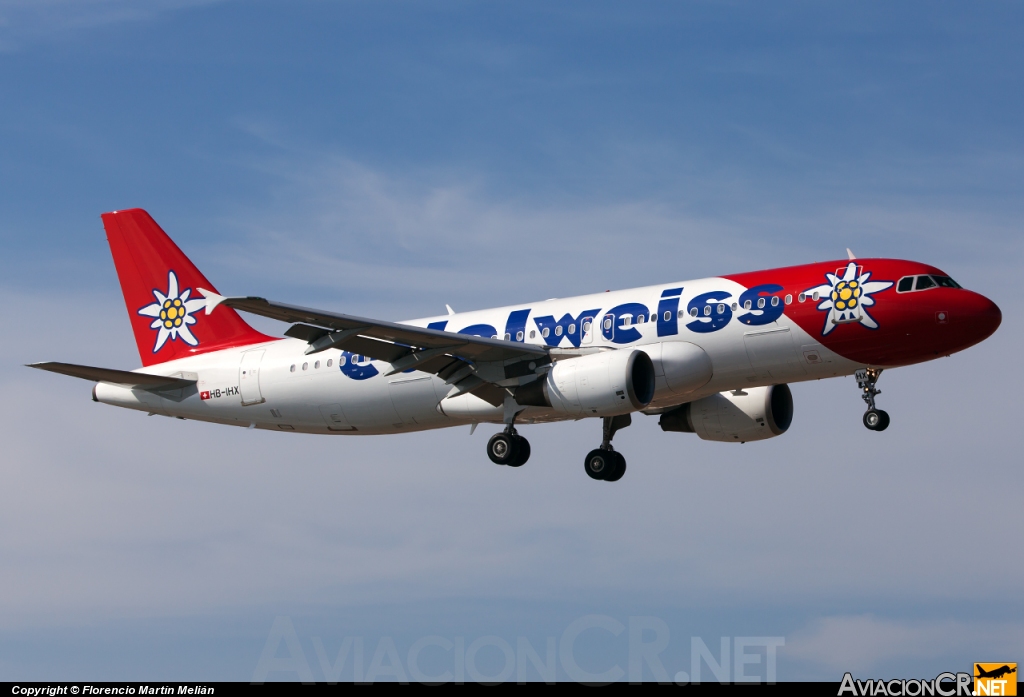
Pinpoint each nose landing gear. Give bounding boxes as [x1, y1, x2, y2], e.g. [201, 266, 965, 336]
[584, 414, 631, 482]
[856, 368, 890, 432]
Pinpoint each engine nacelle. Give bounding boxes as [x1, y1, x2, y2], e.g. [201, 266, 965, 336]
[659, 384, 793, 443]
[636, 341, 713, 399]
[517, 349, 655, 417]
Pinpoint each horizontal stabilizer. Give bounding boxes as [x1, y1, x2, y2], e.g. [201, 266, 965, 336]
[27, 362, 197, 389]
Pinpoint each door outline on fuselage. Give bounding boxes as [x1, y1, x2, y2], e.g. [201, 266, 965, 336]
[239, 349, 266, 406]
[581, 316, 595, 344]
[601, 313, 615, 343]
[832, 265, 864, 325]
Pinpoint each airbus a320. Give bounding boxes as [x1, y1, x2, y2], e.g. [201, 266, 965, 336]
[31, 209, 1001, 482]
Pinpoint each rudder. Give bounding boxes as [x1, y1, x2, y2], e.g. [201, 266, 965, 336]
[102, 208, 271, 366]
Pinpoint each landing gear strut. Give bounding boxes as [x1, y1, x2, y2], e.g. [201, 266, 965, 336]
[856, 368, 890, 432]
[584, 414, 630, 482]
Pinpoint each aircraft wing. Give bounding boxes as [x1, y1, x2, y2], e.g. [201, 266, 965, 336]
[204, 292, 553, 406]
[28, 362, 197, 390]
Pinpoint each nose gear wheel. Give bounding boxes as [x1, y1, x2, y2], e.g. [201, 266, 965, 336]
[856, 368, 890, 431]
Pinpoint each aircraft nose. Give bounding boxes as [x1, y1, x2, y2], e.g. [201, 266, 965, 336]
[959, 291, 1001, 343]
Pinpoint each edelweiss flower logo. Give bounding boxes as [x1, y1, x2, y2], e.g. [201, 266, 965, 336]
[803, 262, 893, 335]
[137, 271, 207, 352]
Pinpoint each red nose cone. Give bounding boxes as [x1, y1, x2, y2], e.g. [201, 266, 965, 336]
[961, 291, 1001, 345]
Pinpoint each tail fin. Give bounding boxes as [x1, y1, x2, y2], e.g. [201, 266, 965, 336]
[102, 208, 272, 366]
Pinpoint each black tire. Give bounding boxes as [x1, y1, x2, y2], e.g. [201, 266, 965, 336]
[584, 449, 613, 480]
[875, 410, 890, 432]
[487, 433, 519, 465]
[604, 452, 626, 482]
[863, 410, 882, 431]
[507, 436, 530, 467]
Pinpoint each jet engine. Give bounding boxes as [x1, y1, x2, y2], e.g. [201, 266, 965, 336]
[517, 349, 655, 417]
[659, 384, 793, 443]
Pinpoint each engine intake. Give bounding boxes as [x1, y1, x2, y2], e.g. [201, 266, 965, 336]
[517, 349, 655, 417]
[659, 384, 793, 442]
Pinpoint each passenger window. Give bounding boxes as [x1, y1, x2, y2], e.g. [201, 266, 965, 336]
[529, 330, 536, 339]
[622, 316, 632, 327]
[812, 292, 820, 301]
[690, 308, 698, 317]
[717, 303, 725, 314]
[569, 323, 576, 334]
[731, 303, 738, 311]
[327, 359, 333, 367]
[290, 364, 296, 372]
[339, 356, 347, 366]
[581, 321, 590, 334]
[757, 297, 766, 309]
[677, 310, 684, 319]
[652, 314, 658, 322]
[898, 277, 914, 292]
[771, 296, 780, 307]
[664, 310, 672, 322]
[554, 326, 563, 336]
[504, 333, 511, 341]
[798, 293, 806, 303]
[785, 294, 792, 305]
[636, 314, 645, 324]
[302, 362, 308, 371]
[516, 331, 524, 341]
[744, 300, 752, 310]
[603, 318, 612, 330]
[915, 275, 935, 291]
[314, 360, 320, 369]
[542, 327, 550, 338]
[703, 306, 711, 316]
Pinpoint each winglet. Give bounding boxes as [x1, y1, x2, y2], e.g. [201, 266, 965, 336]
[847, 248, 857, 260]
[199, 288, 227, 315]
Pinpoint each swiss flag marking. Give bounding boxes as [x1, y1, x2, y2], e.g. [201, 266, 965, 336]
[200, 390, 211, 400]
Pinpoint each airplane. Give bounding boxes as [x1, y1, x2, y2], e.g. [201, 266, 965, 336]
[30, 209, 1001, 482]
[976, 665, 1016, 680]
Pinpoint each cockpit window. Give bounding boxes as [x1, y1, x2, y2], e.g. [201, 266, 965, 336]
[915, 275, 936, 291]
[898, 274, 962, 293]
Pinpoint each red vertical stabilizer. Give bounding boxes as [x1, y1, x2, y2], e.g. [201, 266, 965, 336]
[102, 208, 272, 366]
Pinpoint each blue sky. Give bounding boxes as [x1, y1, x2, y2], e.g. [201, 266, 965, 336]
[1, 0, 1022, 682]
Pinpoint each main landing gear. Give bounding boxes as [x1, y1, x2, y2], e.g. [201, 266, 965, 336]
[487, 426, 531, 468]
[856, 368, 890, 432]
[584, 414, 631, 482]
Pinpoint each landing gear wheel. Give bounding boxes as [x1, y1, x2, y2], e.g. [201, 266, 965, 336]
[875, 410, 890, 431]
[507, 436, 530, 467]
[487, 432, 519, 465]
[604, 452, 626, 482]
[863, 409, 890, 431]
[584, 449, 615, 480]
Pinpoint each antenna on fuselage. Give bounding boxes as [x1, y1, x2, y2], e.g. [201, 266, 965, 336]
[446, 304, 455, 315]
[847, 248, 857, 260]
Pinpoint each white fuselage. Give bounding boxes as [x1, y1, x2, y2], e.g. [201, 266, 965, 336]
[95, 277, 861, 434]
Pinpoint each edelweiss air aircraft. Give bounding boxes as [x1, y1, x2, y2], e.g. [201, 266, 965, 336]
[31, 209, 1001, 482]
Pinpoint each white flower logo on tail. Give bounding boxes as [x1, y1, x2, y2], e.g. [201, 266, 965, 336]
[803, 262, 893, 335]
[137, 271, 207, 352]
